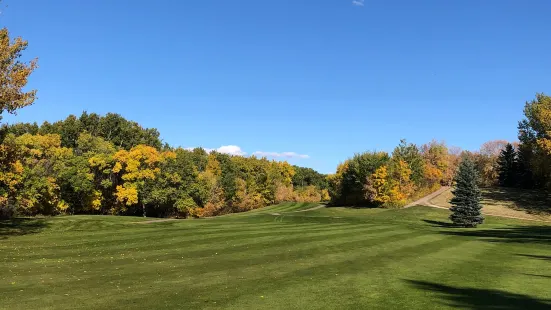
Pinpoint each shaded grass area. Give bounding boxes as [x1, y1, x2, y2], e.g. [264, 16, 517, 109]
[0, 218, 49, 240]
[407, 280, 551, 310]
[437, 225, 551, 244]
[483, 187, 551, 216]
[1, 206, 550, 309]
[430, 187, 551, 221]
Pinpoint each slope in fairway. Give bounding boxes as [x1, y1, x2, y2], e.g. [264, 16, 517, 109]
[1, 205, 551, 309]
[431, 187, 551, 222]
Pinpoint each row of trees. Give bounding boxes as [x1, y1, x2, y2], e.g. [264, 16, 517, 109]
[327, 140, 460, 207]
[447, 93, 551, 228]
[1, 23, 548, 220]
[498, 94, 551, 190]
[496, 143, 524, 187]
[0, 123, 329, 218]
[2, 112, 163, 150]
[0, 26, 330, 220]
[487, 94, 551, 190]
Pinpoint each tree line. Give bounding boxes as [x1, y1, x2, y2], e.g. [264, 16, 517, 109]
[446, 92, 551, 229]
[493, 94, 551, 190]
[327, 139, 460, 207]
[327, 93, 551, 209]
[0, 28, 331, 219]
[0, 113, 329, 218]
[1, 23, 550, 220]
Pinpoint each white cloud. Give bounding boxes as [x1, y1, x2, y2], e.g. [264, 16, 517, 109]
[183, 147, 308, 159]
[217, 145, 246, 156]
[253, 151, 310, 159]
[352, 0, 364, 6]
[184, 145, 246, 156]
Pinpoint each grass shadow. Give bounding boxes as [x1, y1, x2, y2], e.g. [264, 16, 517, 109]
[0, 218, 49, 239]
[406, 280, 551, 310]
[523, 274, 551, 279]
[516, 254, 551, 261]
[422, 219, 458, 228]
[437, 225, 551, 245]
[325, 203, 378, 209]
[482, 187, 551, 216]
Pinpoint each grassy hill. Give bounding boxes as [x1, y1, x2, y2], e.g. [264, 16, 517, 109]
[430, 187, 551, 222]
[1, 204, 551, 309]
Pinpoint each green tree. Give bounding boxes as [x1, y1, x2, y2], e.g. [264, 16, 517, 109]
[292, 166, 328, 189]
[449, 159, 484, 227]
[340, 151, 390, 205]
[518, 93, 551, 189]
[7, 112, 163, 150]
[49, 115, 83, 148]
[474, 140, 509, 187]
[392, 139, 424, 185]
[55, 151, 95, 214]
[515, 144, 534, 188]
[2, 122, 39, 136]
[497, 143, 517, 187]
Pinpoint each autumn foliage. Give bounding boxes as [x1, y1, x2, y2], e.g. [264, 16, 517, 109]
[329, 140, 458, 208]
[0, 115, 328, 218]
[2, 23, 549, 216]
[0, 28, 38, 122]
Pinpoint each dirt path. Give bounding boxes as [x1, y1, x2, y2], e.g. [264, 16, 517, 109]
[404, 187, 450, 208]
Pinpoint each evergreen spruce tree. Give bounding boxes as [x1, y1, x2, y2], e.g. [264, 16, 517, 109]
[450, 159, 484, 227]
[516, 144, 534, 188]
[497, 143, 517, 187]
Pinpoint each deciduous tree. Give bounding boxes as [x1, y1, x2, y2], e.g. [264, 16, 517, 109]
[518, 93, 551, 189]
[112, 145, 173, 216]
[0, 28, 37, 122]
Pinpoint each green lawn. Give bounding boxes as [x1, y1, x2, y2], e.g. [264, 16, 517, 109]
[1, 204, 551, 309]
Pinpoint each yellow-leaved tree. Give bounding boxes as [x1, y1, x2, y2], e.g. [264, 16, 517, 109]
[518, 93, 551, 189]
[365, 165, 391, 204]
[112, 145, 174, 216]
[193, 154, 226, 217]
[421, 141, 450, 187]
[390, 159, 415, 202]
[364, 164, 408, 207]
[0, 28, 38, 122]
[0, 134, 71, 216]
[234, 178, 264, 211]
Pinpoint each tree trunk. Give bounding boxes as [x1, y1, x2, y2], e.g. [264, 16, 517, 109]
[143, 203, 146, 217]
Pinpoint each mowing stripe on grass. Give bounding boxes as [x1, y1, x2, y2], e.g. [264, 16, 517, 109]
[2, 204, 551, 310]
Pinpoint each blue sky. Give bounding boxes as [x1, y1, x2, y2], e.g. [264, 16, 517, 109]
[2, 0, 551, 173]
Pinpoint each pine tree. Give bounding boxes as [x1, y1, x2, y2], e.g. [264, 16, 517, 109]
[450, 159, 484, 227]
[497, 143, 517, 187]
[516, 144, 534, 188]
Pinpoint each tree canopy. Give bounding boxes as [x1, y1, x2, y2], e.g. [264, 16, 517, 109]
[0, 113, 328, 218]
[0, 28, 37, 123]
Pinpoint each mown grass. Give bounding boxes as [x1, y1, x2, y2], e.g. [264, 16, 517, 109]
[1, 204, 551, 309]
[242, 202, 321, 214]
